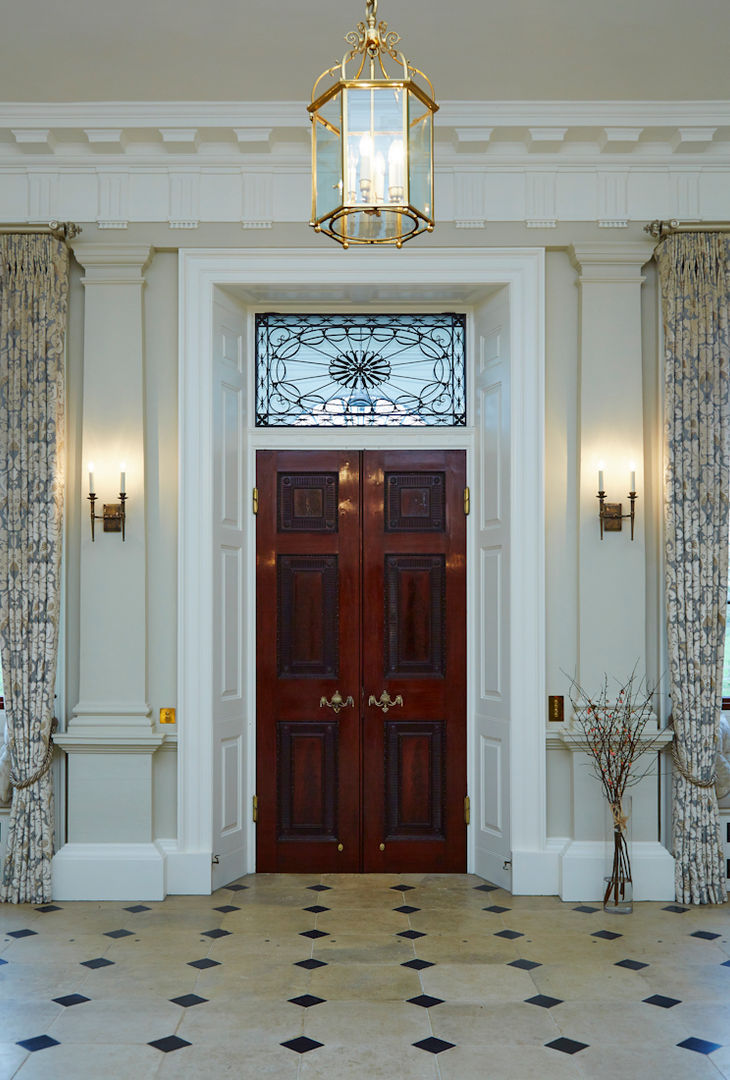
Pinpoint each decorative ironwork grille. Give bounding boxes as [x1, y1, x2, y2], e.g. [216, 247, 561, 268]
[255, 313, 466, 427]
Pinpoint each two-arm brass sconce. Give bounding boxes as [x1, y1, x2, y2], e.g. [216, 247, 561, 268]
[87, 462, 127, 541]
[596, 462, 638, 540]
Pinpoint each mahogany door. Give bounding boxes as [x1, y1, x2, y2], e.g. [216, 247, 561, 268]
[256, 449, 466, 873]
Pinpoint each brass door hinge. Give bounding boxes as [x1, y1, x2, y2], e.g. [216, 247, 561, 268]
[464, 486, 470, 516]
[464, 795, 471, 825]
[252, 794, 258, 823]
[252, 487, 259, 515]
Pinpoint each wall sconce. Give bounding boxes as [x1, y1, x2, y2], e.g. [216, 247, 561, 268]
[597, 461, 637, 540]
[87, 462, 127, 541]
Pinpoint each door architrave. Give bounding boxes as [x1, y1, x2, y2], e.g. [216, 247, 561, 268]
[177, 248, 546, 895]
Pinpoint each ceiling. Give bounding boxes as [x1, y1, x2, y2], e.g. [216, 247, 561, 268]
[2, 0, 729, 103]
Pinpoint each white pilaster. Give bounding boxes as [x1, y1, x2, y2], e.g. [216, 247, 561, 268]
[558, 241, 675, 901]
[53, 243, 166, 900]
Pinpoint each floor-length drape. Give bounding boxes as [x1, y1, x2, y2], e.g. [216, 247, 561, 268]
[0, 234, 68, 903]
[657, 233, 730, 905]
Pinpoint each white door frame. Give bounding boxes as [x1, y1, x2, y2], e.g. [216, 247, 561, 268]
[175, 248, 547, 894]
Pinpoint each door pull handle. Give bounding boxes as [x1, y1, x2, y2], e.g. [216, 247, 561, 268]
[320, 690, 354, 714]
[368, 691, 403, 714]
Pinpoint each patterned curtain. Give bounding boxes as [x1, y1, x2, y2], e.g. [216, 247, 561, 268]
[0, 235, 69, 903]
[657, 232, 730, 905]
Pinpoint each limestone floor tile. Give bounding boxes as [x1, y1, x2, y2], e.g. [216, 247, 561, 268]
[298, 1043, 440, 1079]
[303, 960, 422, 1002]
[177, 997, 301, 1048]
[550, 1000, 693, 1049]
[578, 1043, 724, 1080]
[437, 1042, 587, 1080]
[156, 1042, 300, 1079]
[641, 963, 730, 1001]
[421, 962, 536, 1005]
[310, 931, 415, 962]
[413, 932, 519, 965]
[672, 1001, 730, 1044]
[0, 1000, 61, 1043]
[303, 1001, 429, 1046]
[0, 1041, 29, 1079]
[429, 1001, 560, 1048]
[315, 908, 409, 933]
[48, 996, 184, 1045]
[0, 961, 89, 1001]
[192, 966, 311, 1001]
[80, 968, 199, 1001]
[13, 1041, 162, 1080]
[530, 961, 652, 1003]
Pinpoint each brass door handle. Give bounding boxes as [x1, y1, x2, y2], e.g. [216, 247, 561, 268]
[320, 690, 354, 714]
[368, 691, 403, 713]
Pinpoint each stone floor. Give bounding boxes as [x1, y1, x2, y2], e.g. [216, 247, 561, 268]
[1, 874, 729, 1079]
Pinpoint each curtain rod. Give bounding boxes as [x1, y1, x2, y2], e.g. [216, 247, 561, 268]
[645, 219, 730, 240]
[0, 221, 82, 241]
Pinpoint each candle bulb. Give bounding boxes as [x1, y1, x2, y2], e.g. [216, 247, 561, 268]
[373, 151, 385, 204]
[629, 461, 636, 492]
[120, 461, 126, 495]
[88, 461, 95, 494]
[597, 461, 605, 492]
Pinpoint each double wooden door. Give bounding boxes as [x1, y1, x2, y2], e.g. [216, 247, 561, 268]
[256, 449, 466, 873]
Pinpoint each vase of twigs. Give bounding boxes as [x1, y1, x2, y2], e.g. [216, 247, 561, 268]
[568, 670, 661, 914]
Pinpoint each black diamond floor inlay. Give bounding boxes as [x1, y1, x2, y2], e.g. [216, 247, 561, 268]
[643, 994, 681, 1009]
[662, 904, 689, 913]
[307, 885, 332, 892]
[394, 905, 420, 914]
[407, 994, 444, 1008]
[170, 994, 208, 1007]
[525, 994, 563, 1009]
[104, 928, 133, 939]
[546, 1037, 589, 1055]
[691, 930, 720, 940]
[80, 957, 114, 969]
[474, 883, 498, 893]
[615, 959, 649, 970]
[213, 905, 240, 913]
[304, 905, 330, 914]
[495, 929, 523, 939]
[484, 905, 510, 913]
[592, 930, 622, 940]
[281, 1036, 323, 1054]
[413, 1037, 454, 1054]
[227, 883, 249, 891]
[722, 960, 730, 968]
[509, 959, 542, 971]
[7, 929, 37, 939]
[300, 929, 329, 939]
[201, 928, 231, 939]
[397, 929, 425, 939]
[289, 994, 326, 1008]
[35, 904, 62, 913]
[0, 959, 7, 966]
[149, 1036, 191, 1053]
[573, 905, 599, 913]
[295, 958, 328, 970]
[16, 1035, 59, 1052]
[124, 905, 150, 913]
[402, 958, 435, 971]
[391, 884, 415, 891]
[677, 1037, 722, 1055]
[53, 994, 90, 1007]
[187, 958, 221, 970]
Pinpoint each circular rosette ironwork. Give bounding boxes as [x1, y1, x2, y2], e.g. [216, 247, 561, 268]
[328, 350, 392, 390]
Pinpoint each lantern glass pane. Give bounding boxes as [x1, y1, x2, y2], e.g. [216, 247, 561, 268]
[408, 92, 432, 220]
[315, 94, 343, 222]
[346, 87, 406, 207]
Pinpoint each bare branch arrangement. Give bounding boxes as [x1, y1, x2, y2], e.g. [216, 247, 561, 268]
[567, 669, 662, 911]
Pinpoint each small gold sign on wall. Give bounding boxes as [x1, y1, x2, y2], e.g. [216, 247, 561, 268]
[548, 695, 564, 723]
[160, 707, 176, 724]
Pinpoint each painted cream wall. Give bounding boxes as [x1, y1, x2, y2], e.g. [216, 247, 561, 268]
[55, 222, 672, 899]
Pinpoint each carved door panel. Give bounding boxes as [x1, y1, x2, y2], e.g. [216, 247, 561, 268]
[256, 449, 466, 873]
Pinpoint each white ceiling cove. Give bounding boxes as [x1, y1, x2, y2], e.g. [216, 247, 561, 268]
[1, 0, 729, 103]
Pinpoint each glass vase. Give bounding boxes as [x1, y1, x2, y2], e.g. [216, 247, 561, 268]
[604, 794, 632, 914]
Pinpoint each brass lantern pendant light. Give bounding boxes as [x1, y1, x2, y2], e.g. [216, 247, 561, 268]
[308, 0, 438, 248]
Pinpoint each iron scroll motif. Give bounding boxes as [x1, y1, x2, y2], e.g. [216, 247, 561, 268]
[256, 313, 466, 427]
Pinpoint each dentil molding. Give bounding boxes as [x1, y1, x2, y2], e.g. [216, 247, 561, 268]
[1, 100, 729, 230]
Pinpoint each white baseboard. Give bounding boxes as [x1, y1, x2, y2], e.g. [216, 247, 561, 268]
[511, 838, 569, 895]
[559, 840, 675, 902]
[52, 842, 166, 900]
[156, 839, 212, 895]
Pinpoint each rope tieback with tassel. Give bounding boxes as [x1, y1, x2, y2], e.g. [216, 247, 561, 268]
[9, 718, 58, 790]
[671, 739, 716, 790]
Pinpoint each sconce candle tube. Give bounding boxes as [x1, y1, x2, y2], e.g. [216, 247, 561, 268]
[120, 462, 126, 494]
